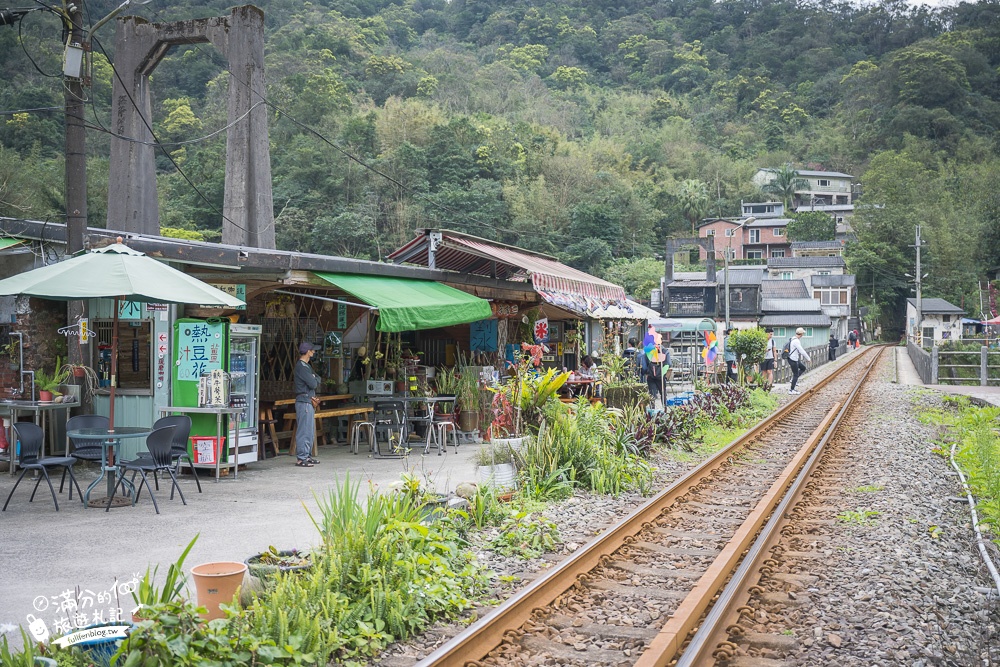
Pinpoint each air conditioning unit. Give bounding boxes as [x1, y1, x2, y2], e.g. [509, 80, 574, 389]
[366, 380, 393, 396]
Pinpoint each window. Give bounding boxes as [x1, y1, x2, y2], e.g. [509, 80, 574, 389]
[781, 272, 792, 280]
[775, 327, 787, 338]
[748, 229, 760, 243]
[805, 327, 814, 337]
[942, 315, 950, 323]
[705, 229, 715, 236]
[818, 179, 831, 187]
[771, 250, 785, 258]
[813, 288, 849, 305]
[773, 228, 784, 237]
[724, 228, 735, 237]
[730, 289, 744, 303]
[746, 250, 762, 259]
[836, 216, 844, 223]
[92, 318, 153, 393]
[818, 271, 830, 275]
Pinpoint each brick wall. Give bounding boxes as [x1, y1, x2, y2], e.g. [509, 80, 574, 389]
[0, 296, 67, 399]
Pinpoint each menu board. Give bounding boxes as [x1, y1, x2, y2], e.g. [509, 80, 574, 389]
[176, 321, 224, 381]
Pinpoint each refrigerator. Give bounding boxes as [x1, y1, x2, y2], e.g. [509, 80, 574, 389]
[227, 323, 260, 464]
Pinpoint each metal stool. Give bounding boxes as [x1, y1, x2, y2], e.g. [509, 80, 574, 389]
[424, 417, 456, 456]
[350, 420, 375, 455]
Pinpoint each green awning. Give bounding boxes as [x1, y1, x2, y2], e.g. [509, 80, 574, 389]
[314, 272, 492, 333]
[649, 317, 717, 333]
[0, 238, 24, 250]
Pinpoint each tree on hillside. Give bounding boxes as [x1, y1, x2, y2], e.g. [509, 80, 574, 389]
[761, 165, 808, 210]
[678, 179, 710, 233]
[786, 211, 836, 241]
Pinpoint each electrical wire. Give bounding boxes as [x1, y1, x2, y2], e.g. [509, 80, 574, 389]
[17, 8, 60, 77]
[0, 105, 62, 115]
[81, 100, 266, 147]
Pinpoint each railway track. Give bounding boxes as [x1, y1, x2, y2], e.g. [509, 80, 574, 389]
[415, 346, 885, 667]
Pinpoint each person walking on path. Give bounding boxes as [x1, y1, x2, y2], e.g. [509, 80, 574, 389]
[723, 329, 738, 383]
[848, 329, 858, 349]
[760, 328, 777, 385]
[828, 333, 839, 361]
[788, 328, 809, 395]
[293, 341, 321, 467]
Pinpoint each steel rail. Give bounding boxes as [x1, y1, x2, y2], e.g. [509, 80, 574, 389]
[672, 346, 886, 666]
[414, 348, 878, 667]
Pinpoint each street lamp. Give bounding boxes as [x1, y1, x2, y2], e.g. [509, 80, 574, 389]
[724, 216, 755, 331]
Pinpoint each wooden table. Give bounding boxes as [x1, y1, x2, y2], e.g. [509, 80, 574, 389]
[273, 395, 364, 451]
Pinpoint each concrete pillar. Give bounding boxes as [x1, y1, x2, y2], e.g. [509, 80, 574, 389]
[106, 6, 274, 249]
[931, 346, 939, 384]
[982, 346, 988, 386]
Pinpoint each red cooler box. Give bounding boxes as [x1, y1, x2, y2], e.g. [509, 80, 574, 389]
[190, 436, 226, 465]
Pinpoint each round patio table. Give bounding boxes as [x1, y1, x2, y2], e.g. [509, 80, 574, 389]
[67, 426, 152, 508]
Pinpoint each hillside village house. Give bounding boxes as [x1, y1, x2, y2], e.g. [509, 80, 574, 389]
[697, 212, 792, 262]
[906, 297, 965, 346]
[752, 168, 855, 208]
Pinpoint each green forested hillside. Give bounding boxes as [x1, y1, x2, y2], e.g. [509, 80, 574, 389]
[0, 0, 998, 332]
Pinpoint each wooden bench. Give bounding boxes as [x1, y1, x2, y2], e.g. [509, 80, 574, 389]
[283, 405, 374, 455]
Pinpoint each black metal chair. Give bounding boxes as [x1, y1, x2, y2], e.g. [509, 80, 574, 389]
[152, 415, 199, 494]
[106, 425, 185, 514]
[66, 414, 109, 467]
[3, 422, 83, 512]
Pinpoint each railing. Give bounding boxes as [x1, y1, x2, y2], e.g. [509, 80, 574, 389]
[907, 341, 934, 384]
[773, 340, 842, 384]
[936, 347, 1000, 386]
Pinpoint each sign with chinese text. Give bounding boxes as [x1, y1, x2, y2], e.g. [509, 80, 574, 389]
[470, 319, 498, 352]
[209, 284, 246, 310]
[337, 303, 347, 328]
[118, 300, 142, 320]
[176, 321, 224, 381]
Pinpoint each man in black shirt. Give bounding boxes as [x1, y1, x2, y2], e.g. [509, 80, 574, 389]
[293, 341, 320, 467]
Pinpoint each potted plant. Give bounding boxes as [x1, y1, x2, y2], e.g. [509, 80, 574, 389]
[34, 358, 70, 402]
[474, 439, 518, 491]
[245, 545, 313, 580]
[131, 535, 198, 621]
[433, 366, 459, 415]
[2, 340, 19, 370]
[455, 368, 481, 433]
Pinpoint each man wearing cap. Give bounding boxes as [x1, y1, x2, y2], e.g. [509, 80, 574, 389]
[294, 341, 321, 467]
[788, 327, 809, 395]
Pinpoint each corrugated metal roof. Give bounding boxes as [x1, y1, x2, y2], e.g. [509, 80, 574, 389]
[762, 298, 822, 312]
[716, 267, 765, 285]
[746, 218, 790, 227]
[769, 256, 846, 268]
[388, 229, 627, 303]
[906, 297, 965, 314]
[761, 279, 809, 298]
[672, 271, 707, 281]
[759, 168, 853, 179]
[759, 313, 832, 327]
[812, 274, 856, 287]
[668, 280, 716, 288]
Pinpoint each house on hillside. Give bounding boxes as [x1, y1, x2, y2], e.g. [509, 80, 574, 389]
[791, 241, 844, 258]
[753, 168, 855, 208]
[716, 267, 766, 329]
[760, 294, 832, 349]
[906, 297, 965, 347]
[767, 256, 846, 288]
[696, 210, 791, 262]
[811, 274, 855, 339]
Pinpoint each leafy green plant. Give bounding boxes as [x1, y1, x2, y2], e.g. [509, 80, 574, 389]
[0, 628, 41, 667]
[132, 534, 198, 609]
[727, 328, 768, 381]
[489, 512, 561, 559]
[34, 356, 70, 394]
[468, 484, 505, 529]
[837, 509, 880, 525]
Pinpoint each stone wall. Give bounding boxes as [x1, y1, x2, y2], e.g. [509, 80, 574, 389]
[0, 296, 67, 398]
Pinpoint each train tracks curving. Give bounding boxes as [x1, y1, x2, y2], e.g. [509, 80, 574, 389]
[415, 346, 886, 667]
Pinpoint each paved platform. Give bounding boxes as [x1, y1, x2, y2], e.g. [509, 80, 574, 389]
[0, 437, 481, 638]
[894, 345, 1000, 407]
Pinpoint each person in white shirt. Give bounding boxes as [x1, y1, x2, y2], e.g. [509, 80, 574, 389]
[760, 327, 777, 385]
[788, 327, 809, 395]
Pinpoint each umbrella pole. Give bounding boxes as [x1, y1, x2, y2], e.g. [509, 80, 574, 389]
[109, 297, 119, 437]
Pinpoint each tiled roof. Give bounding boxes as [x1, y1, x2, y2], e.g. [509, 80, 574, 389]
[906, 298, 965, 315]
[716, 267, 765, 286]
[761, 279, 810, 298]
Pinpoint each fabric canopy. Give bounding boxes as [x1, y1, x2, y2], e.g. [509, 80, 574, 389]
[314, 272, 492, 332]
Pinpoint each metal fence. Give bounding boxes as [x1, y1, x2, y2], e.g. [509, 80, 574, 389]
[907, 343, 1000, 386]
[773, 339, 844, 384]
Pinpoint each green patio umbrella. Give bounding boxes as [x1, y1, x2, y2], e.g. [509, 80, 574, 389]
[0, 239, 244, 429]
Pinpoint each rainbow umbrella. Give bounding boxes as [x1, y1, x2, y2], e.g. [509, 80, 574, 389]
[701, 330, 718, 364]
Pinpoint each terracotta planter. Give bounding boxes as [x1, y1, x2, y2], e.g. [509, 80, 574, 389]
[191, 561, 247, 620]
[38, 390, 54, 402]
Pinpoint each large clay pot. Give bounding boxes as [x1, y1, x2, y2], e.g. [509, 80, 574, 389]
[457, 410, 479, 433]
[38, 390, 54, 402]
[191, 561, 247, 620]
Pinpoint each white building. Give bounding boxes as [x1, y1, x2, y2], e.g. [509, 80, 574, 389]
[906, 298, 965, 347]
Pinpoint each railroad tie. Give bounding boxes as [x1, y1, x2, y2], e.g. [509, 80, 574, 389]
[628, 540, 718, 557]
[586, 579, 687, 601]
[519, 635, 638, 664]
[546, 614, 657, 641]
[650, 527, 728, 541]
[726, 655, 794, 667]
[607, 560, 702, 580]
